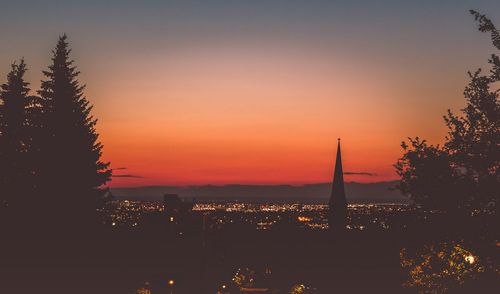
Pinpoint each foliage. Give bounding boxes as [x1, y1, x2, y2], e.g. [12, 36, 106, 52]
[396, 11, 500, 213]
[400, 241, 485, 294]
[395, 138, 470, 211]
[136, 282, 152, 294]
[0, 35, 111, 228]
[0, 60, 36, 209]
[232, 267, 256, 287]
[36, 35, 111, 224]
[289, 284, 317, 294]
[470, 10, 500, 50]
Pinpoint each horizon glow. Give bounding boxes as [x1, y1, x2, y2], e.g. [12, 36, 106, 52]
[1, 1, 499, 187]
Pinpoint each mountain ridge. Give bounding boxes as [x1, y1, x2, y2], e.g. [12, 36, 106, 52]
[110, 180, 408, 204]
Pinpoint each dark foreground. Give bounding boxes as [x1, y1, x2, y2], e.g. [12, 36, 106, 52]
[2, 218, 499, 294]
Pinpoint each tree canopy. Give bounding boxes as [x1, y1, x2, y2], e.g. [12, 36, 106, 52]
[396, 11, 499, 214]
[0, 36, 111, 229]
[0, 59, 33, 210]
[37, 35, 111, 226]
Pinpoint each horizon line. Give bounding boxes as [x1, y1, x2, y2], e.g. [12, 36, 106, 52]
[109, 179, 399, 189]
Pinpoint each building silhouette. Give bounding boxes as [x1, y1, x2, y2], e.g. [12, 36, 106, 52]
[163, 194, 194, 231]
[328, 139, 348, 231]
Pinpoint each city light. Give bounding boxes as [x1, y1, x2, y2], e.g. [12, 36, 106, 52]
[102, 200, 414, 231]
[297, 216, 312, 222]
[464, 254, 475, 264]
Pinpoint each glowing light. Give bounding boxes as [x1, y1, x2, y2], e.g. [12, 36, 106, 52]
[464, 254, 475, 264]
[111, 222, 116, 226]
[168, 279, 175, 286]
[400, 241, 486, 293]
[170, 216, 174, 222]
[290, 284, 307, 293]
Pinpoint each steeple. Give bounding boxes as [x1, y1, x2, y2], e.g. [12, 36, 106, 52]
[328, 138, 348, 230]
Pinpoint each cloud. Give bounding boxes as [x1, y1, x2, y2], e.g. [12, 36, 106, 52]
[344, 171, 378, 176]
[111, 167, 144, 178]
[112, 174, 144, 178]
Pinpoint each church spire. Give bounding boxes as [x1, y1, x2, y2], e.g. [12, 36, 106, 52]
[328, 138, 348, 231]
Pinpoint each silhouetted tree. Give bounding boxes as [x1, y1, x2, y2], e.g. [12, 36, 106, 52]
[444, 10, 500, 212]
[395, 138, 470, 211]
[396, 11, 499, 214]
[37, 35, 111, 228]
[470, 10, 500, 51]
[0, 60, 34, 213]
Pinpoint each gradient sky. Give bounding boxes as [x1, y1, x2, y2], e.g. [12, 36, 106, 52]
[1, 0, 499, 186]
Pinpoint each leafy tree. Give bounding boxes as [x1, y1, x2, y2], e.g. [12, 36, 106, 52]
[396, 11, 499, 213]
[444, 10, 500, 211]
[395, 138, 470, 211]
[470, 10, 500, 51]
[37, 35, 111, 227]
[0, 59, 33, 211]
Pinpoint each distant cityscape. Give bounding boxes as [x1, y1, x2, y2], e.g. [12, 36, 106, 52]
[101, 199, 429, 231]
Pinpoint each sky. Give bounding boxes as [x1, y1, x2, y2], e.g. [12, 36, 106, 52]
[1, 0, 499, 187]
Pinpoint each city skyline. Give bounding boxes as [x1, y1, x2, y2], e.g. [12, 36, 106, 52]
[1, 0, 499, 186]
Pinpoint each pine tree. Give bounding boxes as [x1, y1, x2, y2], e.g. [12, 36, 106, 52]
[0, 59, 33, 213]
[38, 35, 111, 227]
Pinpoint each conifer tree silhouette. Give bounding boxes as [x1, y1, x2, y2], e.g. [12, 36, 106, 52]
[0, 59, 33, 215]
[38, 35, 111, 228]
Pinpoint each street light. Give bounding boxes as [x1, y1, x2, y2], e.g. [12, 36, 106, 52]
[218, 284, 228, 294]
[168, 279, 175, 294]
[465, 254, 476, 264]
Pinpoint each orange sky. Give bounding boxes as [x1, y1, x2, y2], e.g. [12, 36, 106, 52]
[2, 1, 498, 187]
[90, 45, 467, 186]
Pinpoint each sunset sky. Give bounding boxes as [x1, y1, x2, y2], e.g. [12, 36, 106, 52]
[1, 0, 499, 186]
